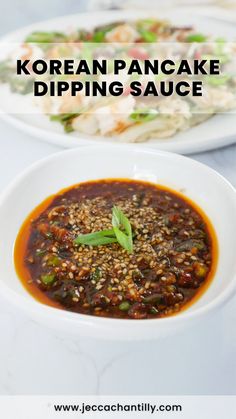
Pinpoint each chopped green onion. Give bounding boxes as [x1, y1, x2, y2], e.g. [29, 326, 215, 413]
[50, 113, 79, 122]
[206, 74, 230, 86]
[74, 229, 117, 246]
[119, 301, 131, 311]
[137, 18, 157, 31]
[74, 206, 134, 253]
[186, 33, 207, 43]
[92, 30, 106, 42]
[25, 31, 67, 43]
[41, 274, 56, 285]
[91, 23, 118, 42]
[47, 256, 60, 267]
[112, 206, 133, 254]
[130, 109, 158, 123]
[64, 123, 74, 134]
[50, 113, 79, 133]
[139, 29, 157, 42]
[138, 18, 156, 26]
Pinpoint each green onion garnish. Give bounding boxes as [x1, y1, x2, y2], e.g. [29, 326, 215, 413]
[74, 206, 133, 253]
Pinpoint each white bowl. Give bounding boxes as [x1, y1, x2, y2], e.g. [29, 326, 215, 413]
[0, 145, 236, 340]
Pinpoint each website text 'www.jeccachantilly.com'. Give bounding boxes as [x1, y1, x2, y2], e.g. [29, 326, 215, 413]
[53, 402, 182, 415]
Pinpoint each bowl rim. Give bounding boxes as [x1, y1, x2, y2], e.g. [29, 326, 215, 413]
[0, 144, 236, 331]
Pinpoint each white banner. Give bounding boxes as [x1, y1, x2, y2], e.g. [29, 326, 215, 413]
[0, 396, 236, 419]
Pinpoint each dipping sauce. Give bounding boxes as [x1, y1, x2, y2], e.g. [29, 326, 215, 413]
[14, 179, 217, 319]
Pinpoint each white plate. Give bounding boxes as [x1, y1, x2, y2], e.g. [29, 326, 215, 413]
[0, 8, 236, 154]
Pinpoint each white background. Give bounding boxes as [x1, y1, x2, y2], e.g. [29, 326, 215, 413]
[0, 0, 235, 395]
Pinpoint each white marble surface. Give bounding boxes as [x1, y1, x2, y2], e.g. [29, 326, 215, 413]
[0, 0, 236, 396]
[0, 119, 235, 396]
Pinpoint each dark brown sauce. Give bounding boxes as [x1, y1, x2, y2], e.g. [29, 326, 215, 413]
[14, 179, 218, 319]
